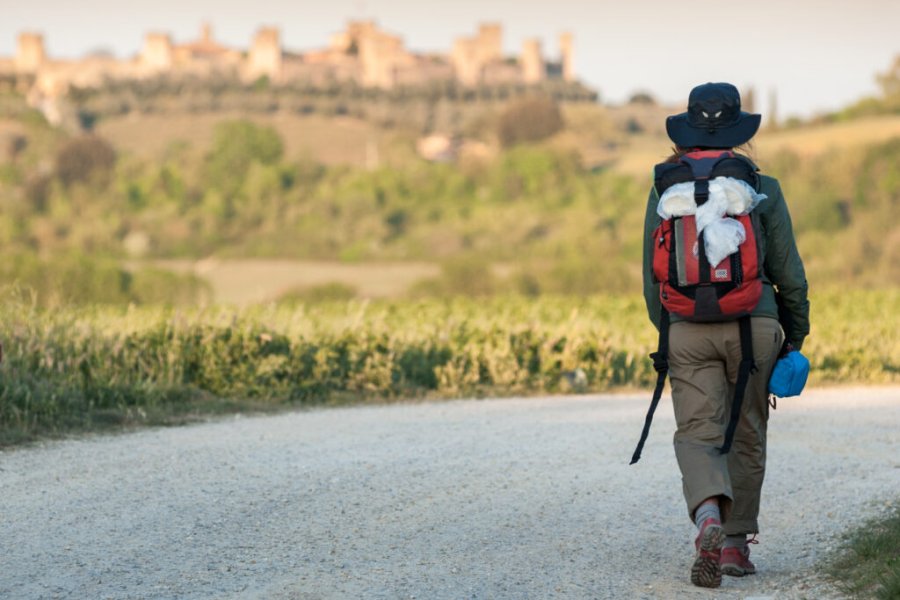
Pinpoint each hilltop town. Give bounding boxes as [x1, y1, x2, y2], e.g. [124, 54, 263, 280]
[1, 21, 584, 124]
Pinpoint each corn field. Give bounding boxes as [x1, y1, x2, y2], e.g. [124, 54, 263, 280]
[0, 290, 897, 444]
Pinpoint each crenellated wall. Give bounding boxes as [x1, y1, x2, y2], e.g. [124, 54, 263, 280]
[1, 20, 582, 110]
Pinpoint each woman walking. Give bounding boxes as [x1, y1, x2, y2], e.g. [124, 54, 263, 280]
[640, 82, 810, 588]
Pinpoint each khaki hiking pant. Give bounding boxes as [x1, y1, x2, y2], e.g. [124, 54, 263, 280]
[668, 316, 784, 535]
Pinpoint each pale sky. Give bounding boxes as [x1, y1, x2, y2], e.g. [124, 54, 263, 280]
[3, 0, 899, 119]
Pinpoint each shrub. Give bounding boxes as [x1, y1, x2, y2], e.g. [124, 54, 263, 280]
[206, 119, 284, 196]
[54, 135, 116, 186]
[497, 96, 564, 147]
[277, 282, 358, 304]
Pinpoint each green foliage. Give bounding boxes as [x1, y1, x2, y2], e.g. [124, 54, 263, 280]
[767, 138, 900, 286]
[828, 505, 900, 599]
[497, 96, 564, 147]
[825, 55, 900, 120]
[0, 289, 896, 444]
[277, 282, 358, 304]
[206, 119, 284, 197]
[0, 254, 210, 308]
[0, 106, 896, 295]
[409, 256, 499, 297]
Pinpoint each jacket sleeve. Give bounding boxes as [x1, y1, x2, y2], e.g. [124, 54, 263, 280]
[642, 186, 662, 331]
[761, 180, 810, 350]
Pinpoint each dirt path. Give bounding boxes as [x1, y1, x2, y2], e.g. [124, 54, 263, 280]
[1, 387, 897, 599]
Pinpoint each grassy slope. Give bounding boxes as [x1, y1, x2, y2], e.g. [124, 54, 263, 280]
[828, 506, 900, 599]
[47, 108, 900, 304]
[96, 112, 418, 167]
[92, 103, 900, 175]
[612, 114, 900, 177]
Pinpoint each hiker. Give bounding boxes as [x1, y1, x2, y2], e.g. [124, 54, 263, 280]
[638, 83, 810, 588]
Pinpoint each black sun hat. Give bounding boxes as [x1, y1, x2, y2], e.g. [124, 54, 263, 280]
[666, 82, 761, 149]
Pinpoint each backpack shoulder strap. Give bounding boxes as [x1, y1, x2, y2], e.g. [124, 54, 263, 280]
[679, 150, 735, 179]
[630, 308, 670, 464]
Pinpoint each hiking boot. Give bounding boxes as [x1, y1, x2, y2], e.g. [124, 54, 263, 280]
[691, 517, 725, 588]
[721, 540, 757, 576]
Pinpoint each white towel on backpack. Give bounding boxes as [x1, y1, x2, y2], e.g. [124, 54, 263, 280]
[657, 177, 767, 266]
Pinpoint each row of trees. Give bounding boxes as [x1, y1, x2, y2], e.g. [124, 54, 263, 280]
[68, 77, 595, 135]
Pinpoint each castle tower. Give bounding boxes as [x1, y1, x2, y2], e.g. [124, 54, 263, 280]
[331, 20, 377, 53]
[452, 38, 480, 86]
[141, 33, 173, 71]
[476, 23, 502, 63]
[200, 22, 213, 44]
[15, 32, 46, 73]
[360, 31, 404, 89]
[248, 27, 282, 81]
[559, 32, 574, 82]
[521, 38, 544, 84]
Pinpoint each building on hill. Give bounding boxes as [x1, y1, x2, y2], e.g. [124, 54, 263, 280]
[248, 27, 283, 82]
[0, 21, 589, 123]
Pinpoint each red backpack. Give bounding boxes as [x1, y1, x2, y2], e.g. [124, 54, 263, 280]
[631, 150, 763, 464]
[651, 150, 763, 320]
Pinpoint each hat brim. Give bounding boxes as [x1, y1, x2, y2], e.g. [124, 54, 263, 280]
[666, 112, 761, 148]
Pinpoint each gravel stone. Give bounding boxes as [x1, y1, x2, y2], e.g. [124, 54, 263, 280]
[0, 387, 897, 599]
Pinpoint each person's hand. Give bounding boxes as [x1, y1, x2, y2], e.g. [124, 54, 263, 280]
[779, 340, 794, 358]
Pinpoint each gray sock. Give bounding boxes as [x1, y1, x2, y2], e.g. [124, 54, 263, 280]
[694, 501, 721, 530]
[725, 535, 747, 549]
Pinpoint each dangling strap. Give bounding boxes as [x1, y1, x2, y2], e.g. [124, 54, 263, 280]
[719, 316, 758, 454]
[631, 309, 669, 465]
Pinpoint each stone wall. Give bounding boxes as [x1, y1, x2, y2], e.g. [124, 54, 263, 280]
[1, 21, 583, 105]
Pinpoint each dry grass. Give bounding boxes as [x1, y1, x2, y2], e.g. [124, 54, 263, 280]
[756, 114, 900, 156]
[609, 114, 900, 177]
[94, 106, 900, 178]
[135, 259, 441, 305]
[96, 112, 411, 166]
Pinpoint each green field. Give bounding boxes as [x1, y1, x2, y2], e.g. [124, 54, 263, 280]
[1, 289, 896, 445]
[2, 75, 900, 445]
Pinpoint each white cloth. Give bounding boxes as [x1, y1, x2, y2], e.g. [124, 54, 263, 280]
[657, 177, 767, 266]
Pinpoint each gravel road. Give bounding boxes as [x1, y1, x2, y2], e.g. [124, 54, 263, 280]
[1, 387, 898, 599]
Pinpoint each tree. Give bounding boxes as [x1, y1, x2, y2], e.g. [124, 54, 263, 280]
[497, 96, 564, 148]
[206, 119, 284, 196]
[876, 55, 900, 106]
[55, 135, 116, 187]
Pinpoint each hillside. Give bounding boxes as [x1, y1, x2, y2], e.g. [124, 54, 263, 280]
[1, 84, 899, 305]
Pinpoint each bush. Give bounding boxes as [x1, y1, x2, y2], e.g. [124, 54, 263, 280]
[0, 254, 210, 307]
[497, 96, 564, 147]
[277, 282, 358, 304]
[54, 135, 116, 186]
[206, 119, 284, 196]
[408, 256, 498, 297]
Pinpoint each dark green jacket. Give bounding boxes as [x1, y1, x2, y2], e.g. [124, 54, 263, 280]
[642, 174, 810, 349]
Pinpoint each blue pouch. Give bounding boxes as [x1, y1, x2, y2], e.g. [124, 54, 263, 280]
[768, 350, 810, 397]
